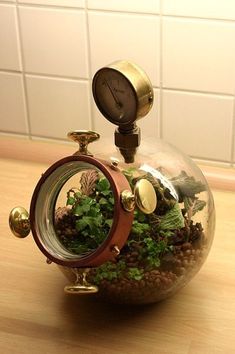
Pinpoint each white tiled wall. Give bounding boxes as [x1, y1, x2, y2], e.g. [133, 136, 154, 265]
[0, 0, 235, 167]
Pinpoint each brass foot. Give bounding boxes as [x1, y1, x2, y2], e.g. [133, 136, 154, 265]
[64, 268, 98, 295]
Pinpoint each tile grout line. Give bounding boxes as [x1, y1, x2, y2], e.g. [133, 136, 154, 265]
[15, 0, 32, 140]
[12, 3, 160, 16]
[2, 2, 235, 24]
[84, 0, 94, 131]
[7, 2, 85, 11]
[24, 71, 89, 82]
[162, 87, 235, 98]
[0, 67, 234, 99]
[162, 13, 235, 24]
[0, 69, 89, 82]
[0, 68, 234, 98]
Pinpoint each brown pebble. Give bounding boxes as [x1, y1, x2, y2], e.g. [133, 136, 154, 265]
[127, 262, 138, 268]
[182, 242, 192, 251]
[175, 259, 181, 267]
[161, 276, 169, 285]
[131, 252, 139, 257]
[178, 252, 184, 260]
[154, 278, 160, 286]
[178, 267, 186, 275]
[109, 284, 116, 292]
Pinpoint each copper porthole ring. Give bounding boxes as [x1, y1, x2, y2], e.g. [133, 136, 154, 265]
[30, 155, 134, 268]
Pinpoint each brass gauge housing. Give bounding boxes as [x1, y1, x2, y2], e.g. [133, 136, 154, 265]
[92, 60, 153, 127]
[92, 61, 154, 163]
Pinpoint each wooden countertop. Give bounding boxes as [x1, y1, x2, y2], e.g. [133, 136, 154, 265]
[1, 157, 235, 354]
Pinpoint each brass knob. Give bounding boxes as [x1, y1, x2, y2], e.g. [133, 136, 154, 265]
[121, 179, 157, 214]
[121, 190, 135, 212]
[9, 206, 30, 238]
[67, 130, 100, 156]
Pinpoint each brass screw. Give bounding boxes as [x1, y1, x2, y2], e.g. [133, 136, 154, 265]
[110, 157, 119, 170]
[111, 245, 120, 256]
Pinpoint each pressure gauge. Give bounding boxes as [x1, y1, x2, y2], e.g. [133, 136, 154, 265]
[92, 60, 154, 127]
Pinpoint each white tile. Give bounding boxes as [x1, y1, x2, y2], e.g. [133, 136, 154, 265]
[19, 7, 88, 78]
[88, 0, 160, 14]
[0, 5, 21, 71]
[0, 72, 27, 134]
[26, 76, 90, 139]
[163, 0, 235, 21]
[162, 90, 234, 162]
[138, 88, 159, 138]
[18, 0, 85, 7]
[92, 88, 159, 139]
[89, 12, 159, 87]
[162, 18, 235, 94]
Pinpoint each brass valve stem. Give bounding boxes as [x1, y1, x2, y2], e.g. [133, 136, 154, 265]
[114, 124, 141, 163]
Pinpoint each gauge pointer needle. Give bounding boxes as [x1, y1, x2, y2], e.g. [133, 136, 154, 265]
[104, 80, 122, 110]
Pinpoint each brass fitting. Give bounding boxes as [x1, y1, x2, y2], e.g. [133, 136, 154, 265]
[114, 125, 141, 163]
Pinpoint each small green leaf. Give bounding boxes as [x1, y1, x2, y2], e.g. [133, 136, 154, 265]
[101, 190, 112, 196]
[183, 196, 194, 211]
[192, 199, 206, 216]
[128, 267, 144, 281]
[74, 191, 82, 199]
[159, 203, 184, 230]
[105, 219, 113, 228]
[97, 178, 110, 191]
[75, 218, 88, 231]
[66, 196, 75, 206]
[99, 197, 108, 205]
[73, 205, 84, 216]
[131, 221, 150, 235]
[171, 171, 206, 199]
[108, 197, 114, 205]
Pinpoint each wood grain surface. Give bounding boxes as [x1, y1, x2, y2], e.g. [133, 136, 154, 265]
[0, 158, 235, 354]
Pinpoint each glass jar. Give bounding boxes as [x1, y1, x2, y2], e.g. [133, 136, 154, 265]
[10, 132, 215, 305]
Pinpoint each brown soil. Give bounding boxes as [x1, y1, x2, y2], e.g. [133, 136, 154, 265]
[55, 208, 207, 304]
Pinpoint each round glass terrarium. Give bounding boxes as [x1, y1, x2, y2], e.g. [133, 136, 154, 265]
[9, 130, 215, 304]
[9, 61, 215, 305]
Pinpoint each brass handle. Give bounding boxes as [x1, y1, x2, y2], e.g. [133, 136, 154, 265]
[64, 283, 98, 295]
[9, 206, 30, 238]
[67, 130, 100, 156]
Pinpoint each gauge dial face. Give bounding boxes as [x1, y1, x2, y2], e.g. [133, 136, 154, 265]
[92, 68, 138, 126]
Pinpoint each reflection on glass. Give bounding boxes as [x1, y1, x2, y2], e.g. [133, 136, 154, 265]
[54, 169, 114, 256]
